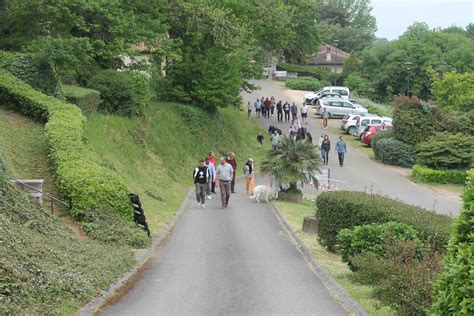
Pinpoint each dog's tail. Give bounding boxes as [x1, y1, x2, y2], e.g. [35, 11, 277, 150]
[249, 193, 256, 199]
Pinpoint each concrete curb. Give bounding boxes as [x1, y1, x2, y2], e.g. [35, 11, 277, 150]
[269, 202, 369, 316]
[77, 188, 194, 316]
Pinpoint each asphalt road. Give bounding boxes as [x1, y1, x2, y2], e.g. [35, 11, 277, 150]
[102, 179, 347, 316]
[243, 80, 461, 217]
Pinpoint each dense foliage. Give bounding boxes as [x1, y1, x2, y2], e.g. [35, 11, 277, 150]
[336, 222, 420, 271]
[370, 130, 395, 149]
[89, 70, 149, 116]
[374, 138, 416, 167]
[0, 169, 134, 314]
[315, 191, 452, 252]
[352, 241, 444, 315]
[343, 23, 474, 101]
[431, 71, 474, 112]
[0, 52, 60, 96]
[431, 169, 474, 315]
[392, 96, 436, 145]
[0, 70, 149, 247]
[416, 132, 473, 170]
[285, 77, 323, 91]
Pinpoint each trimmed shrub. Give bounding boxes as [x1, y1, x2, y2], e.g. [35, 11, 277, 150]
[371, 130, 395, 149]
[352, 241, 444, 315]
[1, 53, 61, 96]
[285, 77, 323, 91]
[337, 222, 421, 270]
[0, 70, 148, 247]
[392, 96, 435, 145]
[431, 169, 474, 315]
[277, 63, 331, 81]
[128, 71, 150, 115]
[416, 132, 473, 170]
[374, 138, 416, 167]
[315, 191, 452, 252]
[412, 164, 466, 185]
[88, 70, 137, 116]
[63, 84, 101, 114]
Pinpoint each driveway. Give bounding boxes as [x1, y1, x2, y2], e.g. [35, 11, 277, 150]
[101, 178, 347, 315]
[242, 80, 461, 217]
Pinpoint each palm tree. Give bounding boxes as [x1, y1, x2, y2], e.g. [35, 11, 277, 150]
[260, 136, 322, 192]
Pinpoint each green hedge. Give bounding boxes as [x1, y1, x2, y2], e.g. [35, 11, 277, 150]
[371, 130, 395, 149]
[431, 169, 474, 315]
[416, 132, 473, 170]
[63, 84, 101, 114]
[277, 63, 331, 81]
[0, 70, 148, 247]
[374, 138, 416, 167]
[315, 191, 453, 252]
[412, 164, 467, 185]
[285, 77, 323, 91]
[336, 221, 421, 271]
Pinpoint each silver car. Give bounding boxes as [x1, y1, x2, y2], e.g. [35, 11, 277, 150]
[354, 116, 393, 138]
[316, 98, 368, 118]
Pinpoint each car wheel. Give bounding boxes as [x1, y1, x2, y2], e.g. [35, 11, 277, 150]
[347, 126, 356, 135]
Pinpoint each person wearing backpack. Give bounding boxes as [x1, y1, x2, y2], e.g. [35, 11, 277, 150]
[193, 159, 209, 208]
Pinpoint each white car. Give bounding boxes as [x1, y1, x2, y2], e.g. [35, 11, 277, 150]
[341, 113, 373, 135]
[304, 86, 350, 104]
[354, 116, 393, 138]
[316, 98, 368, 118]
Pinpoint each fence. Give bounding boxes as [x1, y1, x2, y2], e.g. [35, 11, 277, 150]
[299, 168, 350, 201]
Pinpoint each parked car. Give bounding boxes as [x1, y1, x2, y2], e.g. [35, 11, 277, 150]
[316, 98, 368, 118]
[308, 92, 342, 105]
[361, 124, 394, 146]
[341, 113, 370, 135]
[355, 115, 393, 138]
[304, 86, 350, 104]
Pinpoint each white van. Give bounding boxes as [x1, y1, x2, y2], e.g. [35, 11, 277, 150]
[304, 86, 350, 104]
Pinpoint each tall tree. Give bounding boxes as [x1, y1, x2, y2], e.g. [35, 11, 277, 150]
[316, 0, 377, 52]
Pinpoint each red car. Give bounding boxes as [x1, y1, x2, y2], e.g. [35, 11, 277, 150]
[361, 124, 393, 146]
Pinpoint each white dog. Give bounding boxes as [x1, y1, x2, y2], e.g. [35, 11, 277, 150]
[250, 185, 279, 203]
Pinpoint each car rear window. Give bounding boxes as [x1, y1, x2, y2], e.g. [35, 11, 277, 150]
[330, 101, 343, 107]
[334, 89, 348, 96]
[361, 119, 369, 126]
[371, 119, 382, 124]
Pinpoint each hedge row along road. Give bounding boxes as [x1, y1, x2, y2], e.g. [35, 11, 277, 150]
[244, 80, 461, 217]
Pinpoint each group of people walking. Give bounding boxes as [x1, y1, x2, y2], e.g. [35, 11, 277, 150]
[193, 151, 255, 209]
[249, 97, 308, 124]
[318, 134, 347, 166]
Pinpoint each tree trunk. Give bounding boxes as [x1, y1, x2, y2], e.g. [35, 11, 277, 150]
[302, 216, 317, 234]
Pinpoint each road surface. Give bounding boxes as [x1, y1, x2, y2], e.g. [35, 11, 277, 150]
[243, 80, 461, 216]
[102, 178, 347, 315]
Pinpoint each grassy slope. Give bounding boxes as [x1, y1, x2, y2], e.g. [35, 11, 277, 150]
[0, 108, 56, 194]
[85, 101, 267, 233]
[0, 108, 134, 314]
[274, 200, 394, 316]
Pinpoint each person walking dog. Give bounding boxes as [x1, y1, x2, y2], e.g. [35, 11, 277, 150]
[335, 136, 347, 167]
[193, 159, 208, 208]
[216, 157, 234, 209]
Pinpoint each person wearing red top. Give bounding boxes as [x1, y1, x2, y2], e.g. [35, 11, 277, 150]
[227, 152, 237, 193]
[263, 98, 272, 119]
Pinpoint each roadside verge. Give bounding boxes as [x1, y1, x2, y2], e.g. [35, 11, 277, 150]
[269, 201, 369, 316]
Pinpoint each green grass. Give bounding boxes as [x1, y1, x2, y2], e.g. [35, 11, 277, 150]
[85, 101, 267, 233]
[354, 96, 391, 117]
[273, 200, 394, 316]
[0, 108, 56, 194]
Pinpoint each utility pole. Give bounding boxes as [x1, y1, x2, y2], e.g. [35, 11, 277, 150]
[333, 40, 339, 86]
[404, 61, 413, 96]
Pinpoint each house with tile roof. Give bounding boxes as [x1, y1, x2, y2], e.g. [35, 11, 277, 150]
[307, 44, 350, 74]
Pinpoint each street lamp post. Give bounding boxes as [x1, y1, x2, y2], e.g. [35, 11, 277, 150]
[404, 61, 413, 96]
[333, 40, 339, 86]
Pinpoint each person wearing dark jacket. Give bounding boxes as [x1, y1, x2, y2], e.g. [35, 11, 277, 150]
[283, 101, 290, 122]
[276, 100, 283, 122]
[321, 135, 331, 165]
[193, 159, 208, 208]
[227, 152, 237, 193]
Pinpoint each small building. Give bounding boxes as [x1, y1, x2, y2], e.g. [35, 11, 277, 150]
[307, 44, 350, 74]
